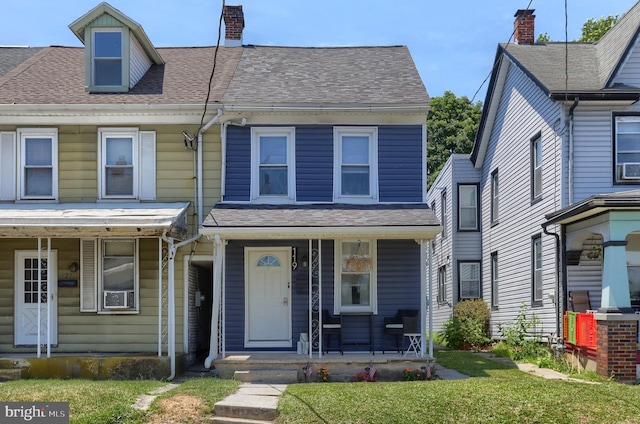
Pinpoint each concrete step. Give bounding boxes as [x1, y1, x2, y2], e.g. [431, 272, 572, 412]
[233, 369, 298, 384]
[214, 393, 278, 422]
[0, 369, 23, 381]
[211, 416, 274, 424]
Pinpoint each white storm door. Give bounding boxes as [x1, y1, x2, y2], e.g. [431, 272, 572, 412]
[14, 251, 58, 345]
[245, 247, 291, 348]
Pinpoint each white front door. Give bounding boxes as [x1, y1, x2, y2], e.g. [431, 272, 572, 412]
[245, 247, 291, 348]
[14, 251, 58, 345]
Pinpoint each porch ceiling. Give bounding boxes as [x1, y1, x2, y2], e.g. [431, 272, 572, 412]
[201, 203, 442, 239]
[0, 202, 189, 239]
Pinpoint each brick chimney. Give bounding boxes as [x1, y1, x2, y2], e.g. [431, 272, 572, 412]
[223, 5, 244, 47]
[514, 9, 535, 44]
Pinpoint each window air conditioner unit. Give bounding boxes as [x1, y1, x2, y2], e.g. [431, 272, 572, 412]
[623, 163, 640, 179]
[103, 290, 134, 309]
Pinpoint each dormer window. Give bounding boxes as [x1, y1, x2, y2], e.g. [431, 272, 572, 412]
[93, 29, 123, 87]
[69, 3, 164, 93]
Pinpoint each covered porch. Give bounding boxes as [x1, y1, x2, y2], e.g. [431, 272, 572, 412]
[544, 191, 640, 382]
[200, 203, 442, 368]
[0, 202, 191, 380]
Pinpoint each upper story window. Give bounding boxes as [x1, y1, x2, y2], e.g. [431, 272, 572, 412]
[458, 184, 478, 231]
[334, 127, 378, 203]
[18, 129, 58, 201]
[93, 29, 123, 87]
[335, 239, 377, 314]
[491, 169, 499, 225]
[615, 116, 640, 183]
[251, 127, 295, 203]
[98, 128, 156, 200]
[531, 133, 542, 200]
[440, 190, 447, 237]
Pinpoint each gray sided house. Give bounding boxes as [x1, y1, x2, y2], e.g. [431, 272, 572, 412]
[200, 29, 440, 361]
[0, 2, 243, 379]
[440, 2, 640, 381]
[426, 154, 481, 333]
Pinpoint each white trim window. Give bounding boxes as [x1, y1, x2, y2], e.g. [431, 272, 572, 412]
[80, 238, 139, 313]
[93, 28, 123, 87]
[437, 265, 446, 304]
[335, 239, 377, 313]
[491, 170, 499, 224]
[459, 261, 480, 300]
[458, 184, 478, 231]
[532, 235, 543, 305]
[615, 116, 640, 183]
[98, 128, 156, 200]
[491, 251, 498, 308]
[334, 127, 378, 203]
[18, 128, 58, 200]
[531, 134, 542, 199]
[251, 127, 296, 202]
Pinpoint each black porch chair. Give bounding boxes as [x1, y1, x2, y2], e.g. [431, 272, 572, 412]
[322, 310, 343, 354]
[382, 309, 419, 353]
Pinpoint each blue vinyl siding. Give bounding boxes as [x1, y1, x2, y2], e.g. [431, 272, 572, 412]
[378, 125, 424, 202]
[296, 126, 333, 202]
[224, 126, 251, 201]
[223, 125, 424, 203]
[223, 239, 420, 352]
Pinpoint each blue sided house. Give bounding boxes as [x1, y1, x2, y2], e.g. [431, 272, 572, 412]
[200, 7, 440, 360]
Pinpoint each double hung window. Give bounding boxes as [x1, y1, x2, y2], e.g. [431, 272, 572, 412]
[459, 261, 480, 300]
[458, 184, 478, 230]
[334, 127, 378, 202]
[18, 129, 58, 200]
[532, 235, 543, 305]
[615, 116, 640, 183]
[335, 240, 377, 313]
[531, 134, 542, 200]
[93, 29, 123, 87]
[251, 127, 295, 202]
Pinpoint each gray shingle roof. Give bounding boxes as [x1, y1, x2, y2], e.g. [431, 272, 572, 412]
[0, 46, 243, 105]
[204, 203, 439, 228]
[0, 47, 44, 78]
[222, 45, 429, 105]
[501, 0, 640, 93]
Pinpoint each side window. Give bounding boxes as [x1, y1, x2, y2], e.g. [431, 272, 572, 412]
[18, 129, 58, 201]
[334, 127, 378, 203]
[98, 128, 156, 200]
[491, 251, 498, 309]
[251, 127, 295, 202]
[459, 261, 481, 300]
[532, 235, 543, 306]
[437, 265, 446, 304]
[440, 190, 447, 237]
[458, 184, 478, 231]
[334, 239, 377, 313]
[491, 169, 499, 224]
[531, 133, 542, 200]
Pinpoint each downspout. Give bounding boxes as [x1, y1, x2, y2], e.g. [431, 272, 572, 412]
[197, 108, 224, 224]
[542, 223, 562, 346]
[568, 98, 579, 205]
[162, 232, 202, 381]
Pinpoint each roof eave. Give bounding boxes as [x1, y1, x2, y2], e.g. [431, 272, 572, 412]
[199, 225, 442, 240]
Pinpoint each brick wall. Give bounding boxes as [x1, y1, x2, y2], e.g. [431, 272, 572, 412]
[596, 319, 637, 382]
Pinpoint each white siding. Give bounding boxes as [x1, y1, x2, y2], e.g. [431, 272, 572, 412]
[479, 62, 563, 337]
[129, 34, 151, 88]
[612, 36, 640, 87]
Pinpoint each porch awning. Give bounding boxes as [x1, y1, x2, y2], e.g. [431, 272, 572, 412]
[543, 190, 640, 226]
[201, 203, 442, 239]
[0, 202, 190, 239]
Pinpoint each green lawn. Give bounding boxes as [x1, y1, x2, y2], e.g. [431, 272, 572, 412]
[276, 351, 640, 424]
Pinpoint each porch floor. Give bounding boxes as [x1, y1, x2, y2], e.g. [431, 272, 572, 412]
[211, 351, 433, 382]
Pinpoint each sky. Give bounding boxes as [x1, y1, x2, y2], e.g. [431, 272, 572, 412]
[1, 0, 638, 102]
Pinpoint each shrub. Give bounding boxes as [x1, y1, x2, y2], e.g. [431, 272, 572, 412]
[440, 299, 491, 350]
[497, 303, 546, 360]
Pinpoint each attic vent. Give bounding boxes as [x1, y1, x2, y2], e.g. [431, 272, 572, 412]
[622, 163, 640, 179]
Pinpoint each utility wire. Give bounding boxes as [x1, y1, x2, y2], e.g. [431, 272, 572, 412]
[470, 0, 535, 104]
[186, 0, 225, 151]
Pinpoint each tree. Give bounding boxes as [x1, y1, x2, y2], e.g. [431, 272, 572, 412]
[578, 15, 619, 42]
[427, 91, 482, 188]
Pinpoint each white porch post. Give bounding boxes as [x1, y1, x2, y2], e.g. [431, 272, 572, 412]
[158, 237, 163, 357]
[37, 238, 41, 358]
[205, 235, 223, 368]
[46, 237, 51, 358]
